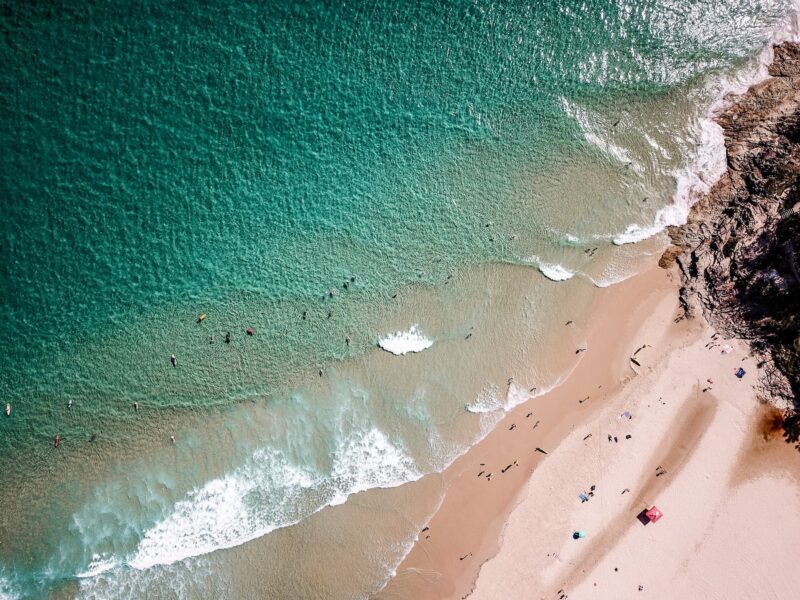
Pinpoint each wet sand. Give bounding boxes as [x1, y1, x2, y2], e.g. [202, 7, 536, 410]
[376, 263, 800, 600]
[376, 264, 684, 599]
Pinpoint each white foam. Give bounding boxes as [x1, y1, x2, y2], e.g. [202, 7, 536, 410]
[466, 363, 583, 415]
[329, 428, 420, 505]
[504, 365, 580, 410]
[378, 326, 433, 355]
[128, 428, 419, 570]
[538, 263, 575, 282]
[614, 5, 800, 246]
[128, 448, 316, 570]
[465, 384, 502, 414]
[589, 271, 635, 288]
[504, 382, 536, 410]
[528, 256, 576, 281]
[0, 572, 18, 600]
[613, 114, 726, 245]
[76, 554, 118, 579]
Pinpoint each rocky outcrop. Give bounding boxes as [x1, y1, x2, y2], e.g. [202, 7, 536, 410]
[661, 42, 800, 445]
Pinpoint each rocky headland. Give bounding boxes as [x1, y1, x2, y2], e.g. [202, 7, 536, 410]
[660, 42, 800, 446]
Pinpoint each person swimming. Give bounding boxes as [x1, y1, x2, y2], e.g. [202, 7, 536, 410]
[225, 332, 232, 344]
[170, 354, 177, 367]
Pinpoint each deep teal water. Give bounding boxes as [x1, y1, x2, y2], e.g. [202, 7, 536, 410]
[0, 0, 795, 597]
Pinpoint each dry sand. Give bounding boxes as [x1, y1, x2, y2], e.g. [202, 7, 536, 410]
[377, 265, 800, 600]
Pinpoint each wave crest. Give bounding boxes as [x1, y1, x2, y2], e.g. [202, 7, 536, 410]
[128, 428, 419, 570]
[527, 256, 576, 282]
[378, 326, 433, 355]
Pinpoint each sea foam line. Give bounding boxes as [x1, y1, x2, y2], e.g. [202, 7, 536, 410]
[613, 6, 800, 246]
[465, 357, 584, 415]
[524, 255, 637, 289]
[379, 10, 800, 595]
[526, 255, 576, 282]
[125, 427, 420, 571]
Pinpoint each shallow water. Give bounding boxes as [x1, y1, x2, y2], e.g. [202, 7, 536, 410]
[1, 0, 797, 597]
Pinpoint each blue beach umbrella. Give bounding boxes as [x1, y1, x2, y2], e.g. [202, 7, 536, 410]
[572, 530, 586, 540]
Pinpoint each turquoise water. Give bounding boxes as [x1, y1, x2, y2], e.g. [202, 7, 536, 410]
[0, 1, 796, 597]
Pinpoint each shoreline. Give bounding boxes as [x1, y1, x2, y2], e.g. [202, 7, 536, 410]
[467, 286, 799, 600]
[662, 40, 800, 413]
[378, 40, 800, 600]
[376, 264, 682, 600]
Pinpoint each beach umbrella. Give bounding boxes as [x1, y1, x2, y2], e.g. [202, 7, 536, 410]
[645, 506, 663, 523]
[572, 530, 586, 539]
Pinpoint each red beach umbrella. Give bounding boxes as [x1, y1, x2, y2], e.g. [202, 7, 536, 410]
[645, 506, 663, 523]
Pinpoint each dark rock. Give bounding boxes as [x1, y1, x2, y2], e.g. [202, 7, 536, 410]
[662, 42, 800, 443]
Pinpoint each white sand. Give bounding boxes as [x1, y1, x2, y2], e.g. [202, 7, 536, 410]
[469, 314, 800, 599]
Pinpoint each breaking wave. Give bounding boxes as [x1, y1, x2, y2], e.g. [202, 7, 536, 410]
[128, 428, 419, 570]
[378, 326, 434, 355]
[527, 256, 576, 281]
[614, 8, 800, 245]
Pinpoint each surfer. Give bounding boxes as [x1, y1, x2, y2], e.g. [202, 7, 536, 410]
[170, 354, 177, 367]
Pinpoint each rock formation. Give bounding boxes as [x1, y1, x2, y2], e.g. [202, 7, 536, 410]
[660, 42, 800, 446]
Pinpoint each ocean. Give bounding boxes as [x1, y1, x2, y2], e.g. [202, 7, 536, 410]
[0, 1, 797, 597]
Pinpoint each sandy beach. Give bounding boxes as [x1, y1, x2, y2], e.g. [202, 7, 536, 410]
[377, 40, 800, 600]
[377, 262, 799, 600]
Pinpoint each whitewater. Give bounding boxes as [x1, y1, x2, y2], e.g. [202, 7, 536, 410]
[2, 2, 799, 599]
